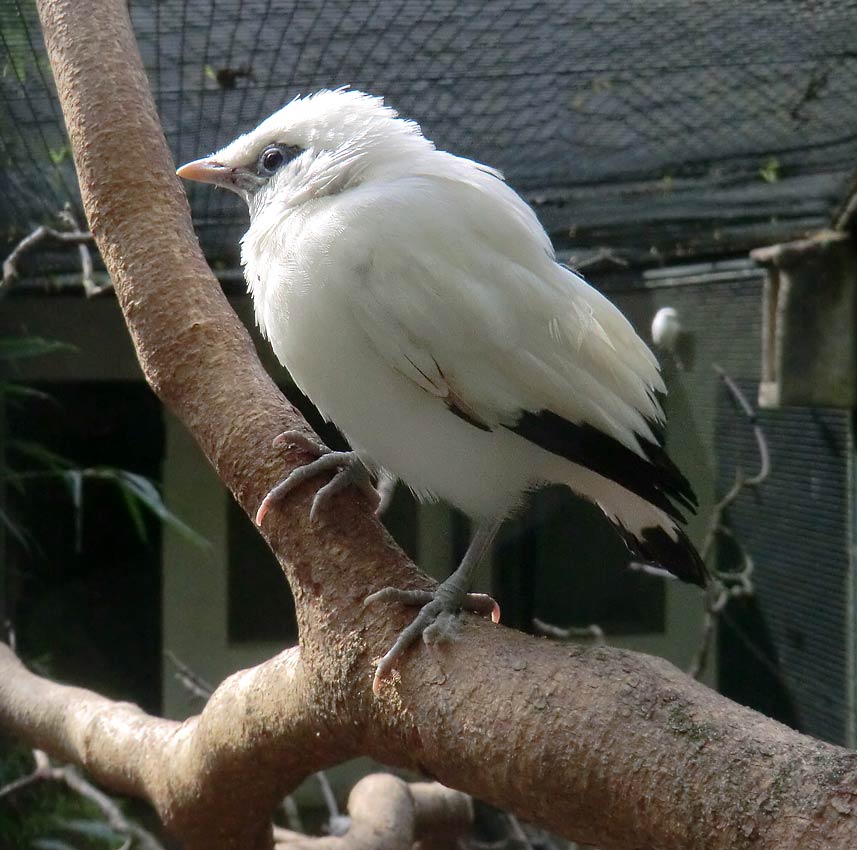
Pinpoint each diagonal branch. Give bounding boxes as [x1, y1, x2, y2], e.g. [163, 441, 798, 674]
[687, 364, 768, 680]
[2, 2, 853, 850]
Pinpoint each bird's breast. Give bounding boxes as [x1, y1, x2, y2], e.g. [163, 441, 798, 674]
[256, 271, 531, 518]
[244, 186, 545, 519]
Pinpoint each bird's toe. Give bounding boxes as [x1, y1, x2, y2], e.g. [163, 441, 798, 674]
[256, 448, 378, 526]
[461, 592, 501, 623]
[422, 610, 461, 646]
[364, 587, 434, 608]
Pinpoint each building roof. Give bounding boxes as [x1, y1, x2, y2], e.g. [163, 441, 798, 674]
[2, 0, 857, 273]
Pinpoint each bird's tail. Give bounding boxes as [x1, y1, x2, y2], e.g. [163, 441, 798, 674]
[562, 463, 708, 586]
[611, 517, 707, 587]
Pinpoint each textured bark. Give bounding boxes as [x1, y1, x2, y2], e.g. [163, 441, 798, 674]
[2, 0, 855, 848]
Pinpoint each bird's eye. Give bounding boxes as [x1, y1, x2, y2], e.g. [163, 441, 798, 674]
[257, 144, 301, 176]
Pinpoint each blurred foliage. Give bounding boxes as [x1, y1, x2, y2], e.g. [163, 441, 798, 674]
[0, 335, 194, 848]
[0, 747, 118, 850]
[1, 336, 207, 552]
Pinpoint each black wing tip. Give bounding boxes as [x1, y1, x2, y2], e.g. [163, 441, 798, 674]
[617, 524, 708, 587]
[638, 429, 699, 513]
[510, 410, 699, 524]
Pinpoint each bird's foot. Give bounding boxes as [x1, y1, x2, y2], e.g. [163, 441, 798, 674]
[255, 430, 380, 525]
[365, 582, 500, 694]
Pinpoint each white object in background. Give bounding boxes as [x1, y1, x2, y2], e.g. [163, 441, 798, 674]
[651, 307, 681, 353]
[651, 307, 686, 370]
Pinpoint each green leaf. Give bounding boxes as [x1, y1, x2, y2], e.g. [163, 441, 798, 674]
[63, 470, 84, 552]
[759, 157, 780, 184]
[31, 840, 82, 850]
[107, 469, 209, 549]
[1, 383, 54, 403]
[0, 503, 31, 551]
[0, 337, 75, 362]
[9, 440, 73, 472]
[48, 146, 69, 166]
[56, 817, 122, 842]
[118, 481, 148, 542]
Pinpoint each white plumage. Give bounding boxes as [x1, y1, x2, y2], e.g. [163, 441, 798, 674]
[179, 89, 705, 684]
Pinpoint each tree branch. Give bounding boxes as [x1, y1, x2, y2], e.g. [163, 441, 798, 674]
[1, 1, 853, 849]
[273, 775, 472, 849]
[1, 204, 105, 296]
[0, 643, 340, 849]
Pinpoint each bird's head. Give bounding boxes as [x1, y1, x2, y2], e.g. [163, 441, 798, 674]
[177, 88, 432, 216]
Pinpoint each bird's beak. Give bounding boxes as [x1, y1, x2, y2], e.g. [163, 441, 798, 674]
[177, 157, 264, 196]
[176, 157, 234, 187]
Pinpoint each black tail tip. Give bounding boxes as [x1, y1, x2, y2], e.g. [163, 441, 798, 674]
[617, 524, 708, 587]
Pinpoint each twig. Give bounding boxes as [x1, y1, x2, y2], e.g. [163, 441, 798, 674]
[282, 795, 306, 833]
[687, 365, 768, 679]
[565, 247, 630, 272]
[1, 205, 107, 297]
[164, 649, 214, 701]
[59, 762, 166, 850]
[273, 776, 473, 849]
[532, 619, 605, 644]
[2, 224, 91, 284]
[317, 770, 351, 835]
[712, 365, 770, 487]
[505, 813, 535, 849]
[0, 749, 166, 850]
[58, 206, 102, 297]
[0, 763, 46, 800]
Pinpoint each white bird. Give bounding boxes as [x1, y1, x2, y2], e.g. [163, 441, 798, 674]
[178, 89, 706, 690]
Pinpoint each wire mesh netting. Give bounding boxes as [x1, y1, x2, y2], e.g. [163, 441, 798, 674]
[2, 0, 857, 272]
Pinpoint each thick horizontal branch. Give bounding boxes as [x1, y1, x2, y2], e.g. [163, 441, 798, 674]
[6, 621, 857, 850]
[18, 1, 857, 849]
[0, 644, 338, 850]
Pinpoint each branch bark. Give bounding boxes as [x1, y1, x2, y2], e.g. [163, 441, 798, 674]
[3, 1, 855, 848]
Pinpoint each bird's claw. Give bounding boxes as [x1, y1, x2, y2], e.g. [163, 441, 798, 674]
[255, 435, 379, 525]
[365, 585, 500, 694]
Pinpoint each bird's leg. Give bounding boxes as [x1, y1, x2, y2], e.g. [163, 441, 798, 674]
[255, 430, 381, 525]
[365, 519, 503, 693]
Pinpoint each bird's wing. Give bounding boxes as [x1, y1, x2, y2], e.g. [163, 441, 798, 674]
[342, 169, 662, 439]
